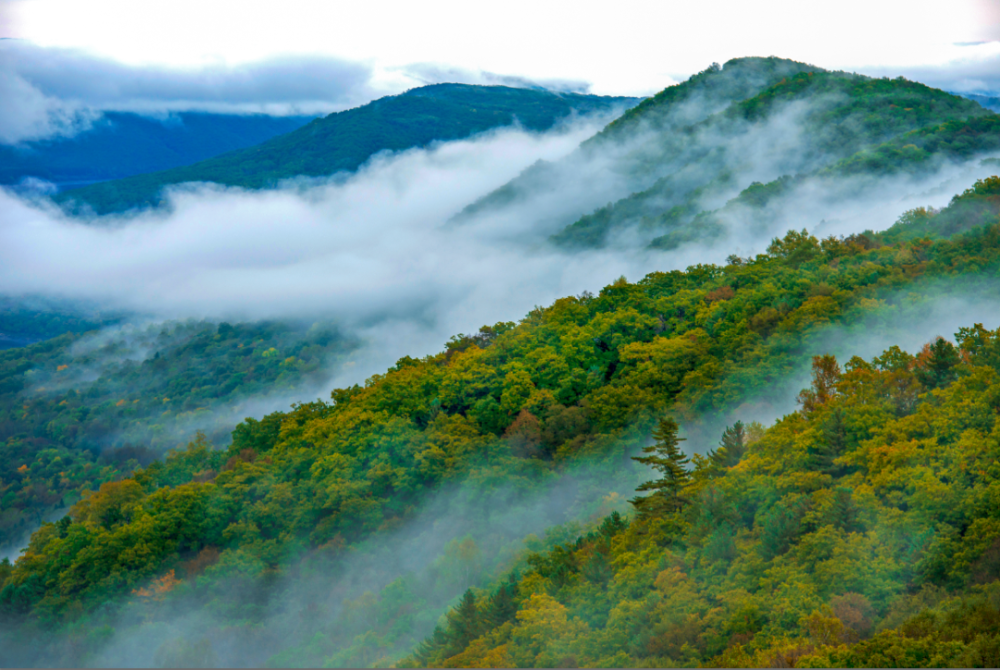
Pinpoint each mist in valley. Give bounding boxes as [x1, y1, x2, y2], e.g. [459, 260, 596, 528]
[3, 55, 1000, 666]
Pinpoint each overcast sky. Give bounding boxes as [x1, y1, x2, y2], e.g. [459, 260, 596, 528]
[3, 0, 1000, 97]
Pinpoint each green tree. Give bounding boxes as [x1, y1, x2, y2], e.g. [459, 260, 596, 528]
[446, 589, 484, 657]
[708, 421, 747, 468]
[916, 337, 961, 389]
[630, 417, 691, 516]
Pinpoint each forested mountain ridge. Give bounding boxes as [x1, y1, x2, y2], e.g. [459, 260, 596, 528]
[2, 175, 1000, 666]
[408, 181, 1000, 668]
[549, 67, 995, 249]
[585, 57, 820, 146]
[0, 112, 317, 189]
[52, 85, 638, 215]
[450, 57, 819, 225]
[0, 320, 354, 559]
[410, 329, 1000, 668]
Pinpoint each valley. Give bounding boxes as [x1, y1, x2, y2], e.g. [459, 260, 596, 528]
[1, 54, 1000, 668]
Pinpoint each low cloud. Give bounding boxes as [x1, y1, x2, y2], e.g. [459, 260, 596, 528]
[399, 62, 594, 94]
[0, 41, 377, 143]
[4, 97, 1000, 393]
[860, 44, 1000, 96]
[1, 115, 643, 386]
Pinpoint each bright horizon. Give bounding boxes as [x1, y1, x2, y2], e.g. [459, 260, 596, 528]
[3, 0, 1000, 97]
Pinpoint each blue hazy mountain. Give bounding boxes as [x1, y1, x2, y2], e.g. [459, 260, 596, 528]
[54, 84, 638, 214]
[1, 111, 318, 190]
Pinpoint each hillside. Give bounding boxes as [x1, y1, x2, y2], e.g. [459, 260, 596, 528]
[450, 57, 820, 227]
[0, 112, 316, 190]
[52, 85, 638, 215]
[1, 175, 999, 666]
[0, 320, 355, 559]
[410, 324, 1000, 668]
[961, 92, 1000, 113]
[547, 68, 995, 250]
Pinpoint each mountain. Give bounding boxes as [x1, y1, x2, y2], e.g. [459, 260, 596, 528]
[0, 112, 317, 190]
[453, 58, 997, 252]
[53, 85, 639, 215]
[959, 92, 1000, 112]
[450, 57, 821, 227]
[3, 58, 1000, 667]
[2, 173, 1000, 666]
[559, 72, 994, 249]
[0, 319, 355, 558]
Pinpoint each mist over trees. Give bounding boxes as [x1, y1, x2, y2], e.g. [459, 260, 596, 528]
[2, 56, 1000, 667]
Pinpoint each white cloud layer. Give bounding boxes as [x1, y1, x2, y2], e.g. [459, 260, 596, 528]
[5, 0, 999, 97]
[0, 41, 376, 143]
[4, 105, 1000, 392]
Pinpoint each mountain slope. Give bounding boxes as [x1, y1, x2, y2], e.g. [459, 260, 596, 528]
[411, 320, 1000, 668]
[53, 85, 638, 215]
[451, 57, 821, 226]
[0, 319, 355, 558]
[548, 69, 994, 249]
[0, 112, 316, 189]
[960, 92, 1000, 113]
[2, 175, 1000, 666]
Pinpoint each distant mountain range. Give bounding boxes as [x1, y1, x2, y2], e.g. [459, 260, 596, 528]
[958, 92, 1000, 112]
[456, 57, 1000, 251]
[54, 85, 639, 215]
[0, 112, 317, 190]
[6, 56, 1000, 668]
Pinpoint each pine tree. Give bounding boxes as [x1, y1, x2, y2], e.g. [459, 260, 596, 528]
[708, 421, 747, 468]
[630, 417, 691, 516]
[807, 408, 848, 476]
[445, 589, 482, 656]
[483, 574, 519, 628]
[412, 624, 450, 666]
[916, 337, 960, 389]
[828, 487, 860, 532]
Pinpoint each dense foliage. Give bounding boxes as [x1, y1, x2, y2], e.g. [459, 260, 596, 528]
[452, 57, 817, 226]
[53, 85, 637, 215]
[551, 66, 993, 250]
[1, 174, 999, 665]
[0, 112, 315, 189]
[409, 329, 1000, 667]
[0, 320, 353, 557]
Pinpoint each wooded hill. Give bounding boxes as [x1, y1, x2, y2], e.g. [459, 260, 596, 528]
[1, 176, 999, 666]
[3, 57, 1000, 667]
[52, 85, 637, 215]
[0, 320, 354, 559]
[455, 57, 999, 253]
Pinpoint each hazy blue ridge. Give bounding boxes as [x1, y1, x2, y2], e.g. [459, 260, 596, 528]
[0, 112, 317, 189]
[956, 91, 1000, 113]
[0, 298, 123, 351]
[52, 84, 639, 215]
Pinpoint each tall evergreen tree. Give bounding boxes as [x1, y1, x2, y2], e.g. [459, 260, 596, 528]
[412, 625, 450, 667]
[807, 408, 849, 476]
[483, 574, 519, 628]
[828, 487, 861, 532]
[631, 417, 691, 516]
[445, 589, 483, 656]
[708, 421, 747, 468]
[916, 337, 961, 389]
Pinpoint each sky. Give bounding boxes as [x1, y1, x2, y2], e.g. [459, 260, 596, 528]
[4, 0, 1000, 144]
[3, 0, 1000, 98]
